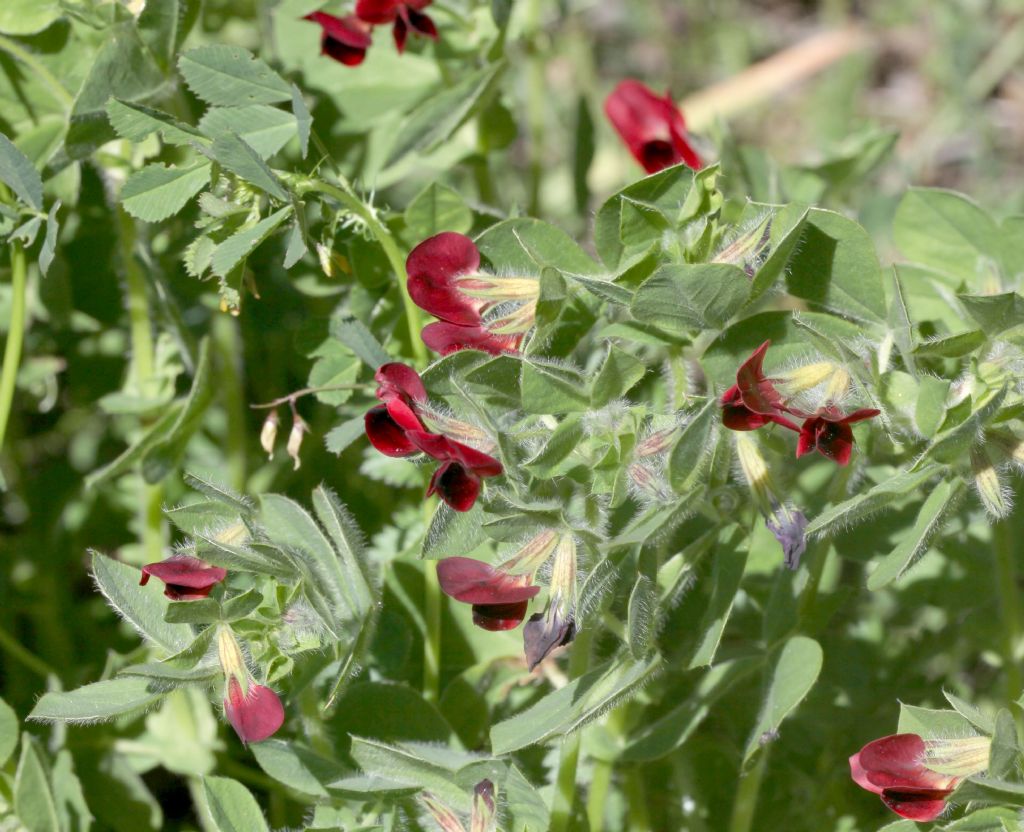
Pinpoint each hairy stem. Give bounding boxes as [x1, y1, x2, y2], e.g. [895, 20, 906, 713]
[213, 315, 247, 493]
[728, 751, 768, 832]
[993, 518, 1023, 702]
[0, 622, 54, 678]
[423, 499, 442, 703]
[549, 626, 594, 832]
[296, 178, 427, 368]
[0, 241, 27, 453]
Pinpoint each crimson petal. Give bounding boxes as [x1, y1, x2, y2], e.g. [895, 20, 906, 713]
[421, 321, 522, 356]
[436, 556, 540, 604]
[375, 362, 428, 404]
[428, 461, 482, 512]
[407, 232, 484, 326]
[365, 404, 419, 457]
[224, 678, 285, 744]
[472, 601, 531, 631]
[140, 556, 226, 601]
[604, 80, 699, 174]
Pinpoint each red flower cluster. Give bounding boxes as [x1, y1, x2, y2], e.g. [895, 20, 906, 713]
[604, 80, 702, 174]
[140, 555, 226, 600]
[303, 2, 436, 67]
[407, 232, 536, 356]
[364, 362, 502, 511]
[720, 341, 880, 466]
[850, 733, 987, 821]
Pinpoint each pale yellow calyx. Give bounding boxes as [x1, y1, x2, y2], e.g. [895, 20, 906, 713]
[214, 521, 250, 547]
[549, 535, 577, 607]
[923, 735, 991, 777]
[499, 530, 559, 576]
[456, 275, 540, 302]
[487, 299, 538, 335]
[776, 362, 840, 395]
[418, 408, 494, 452]
[735, 433, 773, 514]
[971, 447, 1011, 519]
[217, 627, 249, 693]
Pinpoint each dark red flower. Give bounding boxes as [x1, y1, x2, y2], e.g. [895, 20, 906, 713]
[365, 362, 429, 457]
[421, 321, 523, 356]
[407, 232, 537, 356]
[408, 430, 502, 512]
[720, 341, 801, 433]
[302, 12, 372, 67]
[140, 556, 226, 601]
[850, 734, 965, 822]
[437, 556, 539, 631]
[355, 0, 437, 53]
[797, 406, 880, 466]
[604, 80, 702, 173]
[223, 677, 285, 744]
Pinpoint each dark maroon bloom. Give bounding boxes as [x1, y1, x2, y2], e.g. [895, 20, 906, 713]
[797, 406, 880, 466]
[421, 321, 523, 356]
[523, 610, 576, 670]
[604, 80, 702, 173]
[140, 556, 226, 601]
[408, 430, 503, 512]
[355, 0, 437, 53]
[407, 232, 535, 356]
[223, 677, 285, 744]
[365, 362, 429, 457]
[720, 341, 801, 433]
[303, 12, 372, 66]
[849, 734, 980, 822]
[437, 556, 539, 631]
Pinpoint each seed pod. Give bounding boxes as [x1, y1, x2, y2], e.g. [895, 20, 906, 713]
[287, 414, 308, 471]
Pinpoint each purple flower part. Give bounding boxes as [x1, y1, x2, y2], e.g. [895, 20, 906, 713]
[765, 504, 809, 570]
[523, 610, 576, 671]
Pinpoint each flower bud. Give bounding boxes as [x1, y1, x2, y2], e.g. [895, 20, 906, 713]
[420, 793, 466, 832]
[713, 212, 772, 276]
[471, 780, 497, 832]
[972, 446, 1011, 519]
[287, 414, 308, 471]
[260, 410, 280, 460]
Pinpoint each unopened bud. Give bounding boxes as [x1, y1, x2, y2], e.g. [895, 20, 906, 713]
[315, 243, 350, 278]
[471, 780, 496, 832]
[636, 427, 677, 457]
[420, 793, 466, 832]
[260, 410, 280, 459]
[713, 213, 772, 276]
[498, 529, 559, 576]
[972, 447, 1011, 519]
[214, 521, 249, 547]
[734, 432, 773, 515]
[287, 415, 308, 471]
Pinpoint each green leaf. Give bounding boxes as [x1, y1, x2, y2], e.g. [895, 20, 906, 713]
[632, 263, 750, 332]
[423, 502, 486, 561]
[804, 466, 940, 538]
[14, 737, 60, 832]
[404, 182, 473, 238]
[591, 346, 646, 407]
[0, 695, 18, 767]
[958, 292, 1024, 335]
[291, 85, 311, 158]
[38, 201, 59, 277]
[943, 691, 995, 734]
[179, 46, 291, 106]
[688, 526, 748, 668]
[329, 313, 391, 369]
[312, 485, 373, 617]
[208, 133, 289, 201]
[894, 187, 1005, 282]
[29, 678, 165, 724]
[119, 662, 220, 685]
[667, 398, 718, 493]
[898, 703, 977, 737]
[520, 360, 590, 414]
[917, 387, 1007, 467]
[867, 478, 963, 589]
[137, 0, 200, 71]
[622, 656, 762, 762]
[0, 132, 43, 210]
[490, 655, 661, 754]
[106, 99, 204, 146]
[202, 776, 271, 832]
[954, 777, 1024, 809]
[347, 739, 468, 809]
[914, 330, 986, 358]
[199, 105, 297, 160]
[259, 494, 356, 620]
[141, 337, 215, 482]
[988, 710, 1018, 779]
[164, 598, 220, 625]
[626, 575, 656, 659]
[250, 740, 347, 798]
[476, 217, 602, 277]
[92, 552, 191, 653]
[0, 0, 61, 35]
[325, 416, 366, 456]
[210, 206, 293, 277]
[386, 60, 506, 166]
[742, 636, 824, 763]
[785, 209, 886, 321]
[524, 414, 584, 477]
[915, 377, 949, 438]
[121, 162, 211, 222]
[748, 205, 809, 302]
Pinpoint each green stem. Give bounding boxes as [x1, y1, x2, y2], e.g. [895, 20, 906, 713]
[624, 767, 652, 832]
[0, 622, 54, 678]
[586, 758, 613, 832]
[728, 751, 768, 832]
[0, 241, 27, 453]
[422, 500, 442, 703]
[524, 0, 546, 218]
[212, 315, 247, 493]
[296, 178, 427, 368]
[549, 626, 594, 832]
[993, 519, 1023, 702]
[0, 33, 74, 111]
[116, 208, 163, 562]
